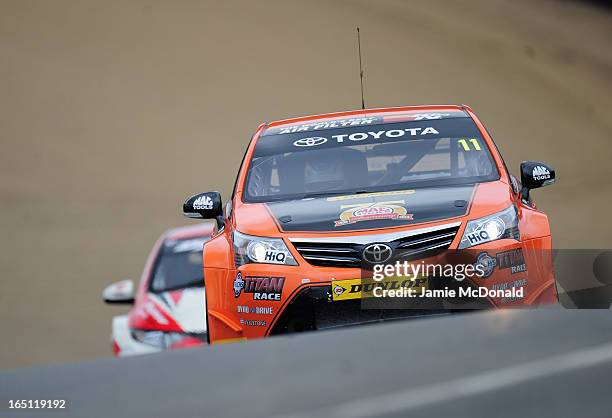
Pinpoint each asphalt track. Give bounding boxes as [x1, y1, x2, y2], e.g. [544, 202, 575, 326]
[2, 309, 612, 418]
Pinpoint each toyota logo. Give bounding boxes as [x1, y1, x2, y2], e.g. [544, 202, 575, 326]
[293, 137, 328, 147]
[362, 243, 393, 264]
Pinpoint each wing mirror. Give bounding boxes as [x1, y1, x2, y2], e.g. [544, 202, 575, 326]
[103, 279, 134, 304]
[183, 191, 223, 220]
[520, 161, 555, 201]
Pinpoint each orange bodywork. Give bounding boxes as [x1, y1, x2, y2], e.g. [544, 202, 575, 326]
[201, 105, 557, 344]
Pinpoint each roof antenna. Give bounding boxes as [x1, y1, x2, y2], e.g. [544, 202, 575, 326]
[357, 27, 365, 110]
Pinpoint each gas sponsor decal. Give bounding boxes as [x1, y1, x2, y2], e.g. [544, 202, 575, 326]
[496, 248, 526, 274]
[332, 276, 428, 301]
[335, 201, 413, 227]
[326, 189, 415, 202]
[234, 275, 285, 301]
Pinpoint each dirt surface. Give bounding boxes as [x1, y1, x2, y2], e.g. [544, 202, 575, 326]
[1, 0, 611, 368]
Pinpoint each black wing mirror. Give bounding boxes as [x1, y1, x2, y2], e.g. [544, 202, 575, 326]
[183, 192, 223, 220]
[520, 161, 555, 201]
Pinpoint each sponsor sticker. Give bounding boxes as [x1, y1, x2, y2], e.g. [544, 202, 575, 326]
[277, 117, 381, 135]
[333, 284, 347, 297]
[464, 229, 490, 246]
[384, 112, 452, 121]
[335, 201, 414, 227]
[492, 278, 527, 303]
[233, 272, 245, 298]
[234, 276, 285, 301]
[291, 126, 439, 148]
[496, 248, 527, 274]
[532, 166, 551, 181]
[237, 305, 274, 315]
[410, 112, 451, 120]
[474, 252, 496, 278]
[332, 276, 427, 301]
[329, 127, 439, 144]
[193, 195, 213, 210]
[262, 249, 288, 264]
[240, 319, 267, 327]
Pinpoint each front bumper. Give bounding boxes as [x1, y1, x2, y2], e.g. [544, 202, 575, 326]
[206, 237, 556, 344]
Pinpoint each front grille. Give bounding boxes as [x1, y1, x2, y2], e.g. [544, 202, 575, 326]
[292, 242, 362, 268]
[394, 225, 459, 259]
[291, 223, 460, 268]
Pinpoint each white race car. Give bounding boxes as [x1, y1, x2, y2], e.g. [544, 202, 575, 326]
[103, 223, 213, 356]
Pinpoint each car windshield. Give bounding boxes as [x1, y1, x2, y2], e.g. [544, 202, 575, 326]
[150, 237, 209, 292]
[244, 114, 499, 203]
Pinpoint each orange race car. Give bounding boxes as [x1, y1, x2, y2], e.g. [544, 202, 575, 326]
[183, 105, 558, 345]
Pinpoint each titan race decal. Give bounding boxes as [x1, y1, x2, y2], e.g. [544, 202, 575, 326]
[496, 248, 527, 274]
[267, 185, 474, 232]
[473, 249, 526, 278]
[233, 273, 285, 301]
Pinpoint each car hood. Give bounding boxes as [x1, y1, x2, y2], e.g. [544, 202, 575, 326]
[264, 184, 477, 232]
[129, 287, 206, 333]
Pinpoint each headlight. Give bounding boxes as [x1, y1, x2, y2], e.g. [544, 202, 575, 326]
[459, 205, 519, 249]
[131, 330, 186, 349]
[233, 231, 297, 267]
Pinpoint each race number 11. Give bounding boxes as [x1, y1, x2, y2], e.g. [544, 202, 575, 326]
[458, 138, 481, 151]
